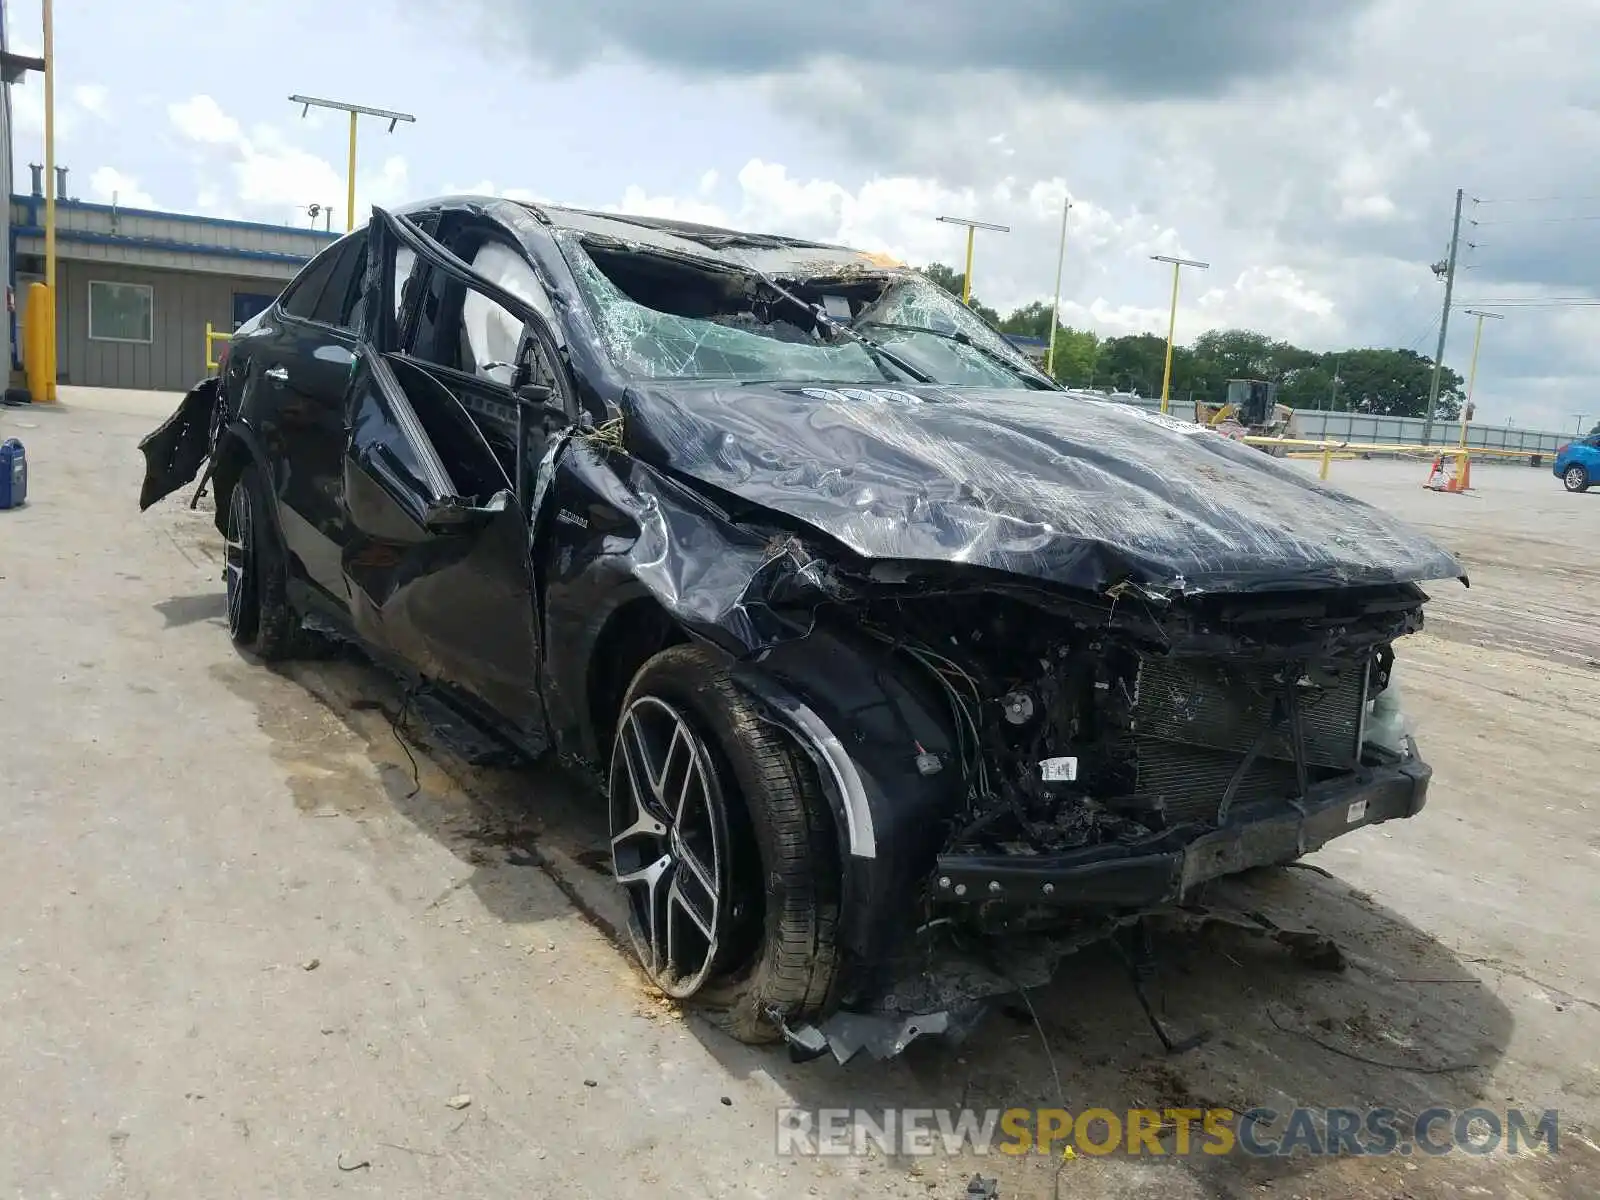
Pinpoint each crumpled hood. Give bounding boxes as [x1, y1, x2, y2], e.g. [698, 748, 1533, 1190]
[620, 381, 1467, 594]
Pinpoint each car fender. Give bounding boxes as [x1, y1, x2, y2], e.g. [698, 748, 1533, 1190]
[209, 417, 291, 563]
[534, 434, 963, 975]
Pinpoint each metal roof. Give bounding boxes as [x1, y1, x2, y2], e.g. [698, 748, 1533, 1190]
[395, 194, 907, 277]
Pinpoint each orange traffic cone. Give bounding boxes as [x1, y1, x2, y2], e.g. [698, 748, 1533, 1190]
[1423, 451, 1472, 493]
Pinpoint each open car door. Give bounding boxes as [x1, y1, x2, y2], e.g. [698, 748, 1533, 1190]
[341, 345, 545, 737]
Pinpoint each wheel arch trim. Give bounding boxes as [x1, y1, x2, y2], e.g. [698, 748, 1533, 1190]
[728, 667, 875, 861]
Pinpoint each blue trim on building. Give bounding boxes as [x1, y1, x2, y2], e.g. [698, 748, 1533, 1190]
[11, 224, 321, 267]
[9, 193, 343, 242]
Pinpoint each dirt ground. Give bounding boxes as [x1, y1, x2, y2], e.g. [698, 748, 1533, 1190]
[0, 392, 1595, 1199]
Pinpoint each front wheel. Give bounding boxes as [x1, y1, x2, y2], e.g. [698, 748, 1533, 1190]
[608, 645, 841, 1043]
[1563, 464, 1590, 492]
[223, 464, 302, 660]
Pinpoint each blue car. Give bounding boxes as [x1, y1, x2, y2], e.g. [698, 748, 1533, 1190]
[1554, 435, 1600, 492]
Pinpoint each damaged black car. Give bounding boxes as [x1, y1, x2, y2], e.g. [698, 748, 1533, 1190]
[138, 197, 1466, 1059]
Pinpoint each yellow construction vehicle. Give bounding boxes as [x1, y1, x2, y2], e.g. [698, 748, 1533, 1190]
[1197, 379, 1293, 452]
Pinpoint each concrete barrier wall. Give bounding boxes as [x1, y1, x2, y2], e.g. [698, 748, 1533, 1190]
[1076, 392, 1572, 456]
[1286, 410, 1570, 455]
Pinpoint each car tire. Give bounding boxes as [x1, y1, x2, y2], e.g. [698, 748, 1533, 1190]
[1563, 464, 1590, 492]
[224, 464, 302, 661]
[608, 645, 840, 1044]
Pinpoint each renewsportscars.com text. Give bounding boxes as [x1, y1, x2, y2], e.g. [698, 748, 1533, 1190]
[775, 1106, 1561, 1158]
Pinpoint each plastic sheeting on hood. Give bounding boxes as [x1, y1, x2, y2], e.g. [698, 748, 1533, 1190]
[619, 382, 1468, 595]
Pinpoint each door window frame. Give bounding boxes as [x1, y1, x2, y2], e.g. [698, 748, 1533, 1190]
[368, 208, 576, 418]
[280, 233, 367, 333]
[278, 241, 345, 321]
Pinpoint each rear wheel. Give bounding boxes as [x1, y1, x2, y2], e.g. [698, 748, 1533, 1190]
[608, 645, 840, 1043]
[223, 464, 302, 661]
[1563, 464, 1590, 492]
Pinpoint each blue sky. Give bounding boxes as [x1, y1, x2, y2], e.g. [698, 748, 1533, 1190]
[7, 0, 1599, 431]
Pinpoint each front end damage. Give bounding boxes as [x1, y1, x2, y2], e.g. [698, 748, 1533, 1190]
[531, 352, 1462, 1063]
[680, 539, 1434, 1061]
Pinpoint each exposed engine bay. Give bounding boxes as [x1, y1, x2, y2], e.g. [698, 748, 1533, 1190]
[767, 577, 1425, 1060]
[852, 581, 1419, 885]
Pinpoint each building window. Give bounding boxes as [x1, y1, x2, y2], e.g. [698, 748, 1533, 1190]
[232, 292, 277, 331]
[88, 281, 154, 343]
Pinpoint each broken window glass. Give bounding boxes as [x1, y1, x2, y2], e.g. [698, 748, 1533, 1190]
[852, 280, 1043, 389]
[559, 234, 899, 385]
[559, 232, 1043, 390]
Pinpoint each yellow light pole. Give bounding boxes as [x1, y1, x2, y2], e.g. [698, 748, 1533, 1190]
[936, 215, 1010, 306]
[1150, 254, 1208, 414]
[41, 0, 57, 400]
[1045, 197, 1072, 379]
[1459, 308, 1503, 450]
[289, 96, 416, 233]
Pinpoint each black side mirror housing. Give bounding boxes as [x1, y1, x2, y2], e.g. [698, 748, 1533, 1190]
[515, 382, 554, 409]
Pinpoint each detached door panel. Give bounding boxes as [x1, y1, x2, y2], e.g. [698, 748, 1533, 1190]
[341, 349, 544, 735]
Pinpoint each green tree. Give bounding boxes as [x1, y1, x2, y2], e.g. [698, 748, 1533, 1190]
[991, 301, 1101, 385]
[908, 276, 1465, 418]
[1045, 327, 1101, 387]
[1319, 348, 1462, 419]
[1190, 329, 1280, 380]
[1097, 334, 1176, 396]
[920, 262, 964, 297]
[997, 300, 1054, 338]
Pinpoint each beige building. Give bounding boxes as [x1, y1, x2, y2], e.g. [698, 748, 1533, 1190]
[9, 183, 337, 392]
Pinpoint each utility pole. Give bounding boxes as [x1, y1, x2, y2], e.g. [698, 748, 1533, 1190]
[289, 96, 416, 232]
[935, 215, 1010, 306]
[1045, 198, 1072, 379]
[1422, 187, 1464, 445]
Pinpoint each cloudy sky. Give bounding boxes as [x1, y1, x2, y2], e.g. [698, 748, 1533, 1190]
[7, 0, 1598, 430]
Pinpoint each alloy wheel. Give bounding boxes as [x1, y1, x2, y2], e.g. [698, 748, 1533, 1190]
[224, 482, 252, 637]
[609, 696, 730, 998]
[1566, 466, 1586, 491]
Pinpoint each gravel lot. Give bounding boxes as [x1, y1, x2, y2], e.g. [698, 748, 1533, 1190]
[1, 391, 1594, 1198]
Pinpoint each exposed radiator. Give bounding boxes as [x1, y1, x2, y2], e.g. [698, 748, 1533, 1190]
[1124, 655, 1368, 824]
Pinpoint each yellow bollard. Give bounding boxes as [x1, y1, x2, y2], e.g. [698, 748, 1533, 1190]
[23, 282, 55, 402]
[1319, 444, 1332, 481]
[204, 321, 233, 373]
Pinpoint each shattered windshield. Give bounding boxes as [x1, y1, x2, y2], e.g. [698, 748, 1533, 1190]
[559, 232, 1045, 389]
[852, 279, 1049, 389]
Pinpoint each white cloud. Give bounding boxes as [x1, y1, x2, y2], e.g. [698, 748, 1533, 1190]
[168, 94, 242, 145]
[441, 179, 550, 204]
[72, 85, 110, 119]
[164, 96, 411, 227]
[594, 157, 1358, 354]
[11, 77, 102, 140]
[35, 0, 1594, 431]
[88, 166, 155, 209]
